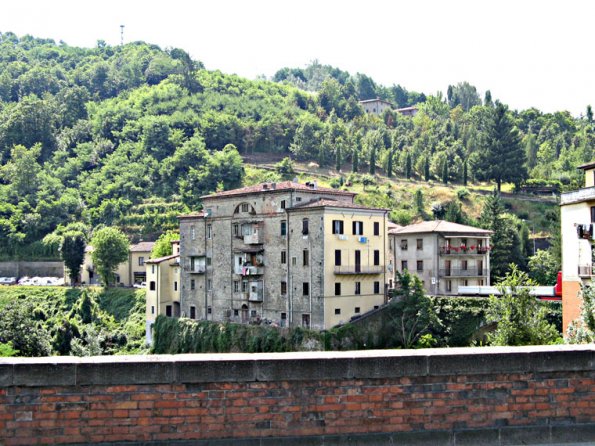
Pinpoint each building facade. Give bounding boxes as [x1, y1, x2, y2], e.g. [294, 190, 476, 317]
[68, 241, 154, 286]
[389, 221, 491, 295]
[560, 161, 595, 332]
[359, 98, 393, 116]
[177, 181, 389, 330]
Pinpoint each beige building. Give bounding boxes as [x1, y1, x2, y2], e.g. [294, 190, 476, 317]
[389, 221, 492, 295]
[145, 241, 181, 343]
[560, 161, 595, 332]
[396, 106, 419, 117]
[359, 98, 393, 116]
[73, 241, 154, 286]
[175, 181, 389, 330]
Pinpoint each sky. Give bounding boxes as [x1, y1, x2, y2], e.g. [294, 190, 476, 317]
[1, 0, 594, 116]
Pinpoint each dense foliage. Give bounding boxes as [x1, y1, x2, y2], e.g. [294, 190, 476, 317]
[0, 286, 146, 356]
[0, 33, 580, 280]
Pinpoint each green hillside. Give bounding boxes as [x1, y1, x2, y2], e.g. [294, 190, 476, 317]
[0, 32, 582, 264]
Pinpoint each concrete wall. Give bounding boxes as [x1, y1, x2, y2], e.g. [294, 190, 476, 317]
[0, 345, 593, 445]
[0, 261, 63, 278]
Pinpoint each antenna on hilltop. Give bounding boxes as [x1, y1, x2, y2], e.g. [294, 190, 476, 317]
[120, 25, 125, 46]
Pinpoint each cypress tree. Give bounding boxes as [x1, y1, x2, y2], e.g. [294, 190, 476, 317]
[369, 147, 376, 175]
[405, 153, 412, 179]
[335, 139, 342, 171]
[387, 150, 393, 178]
[352, 148, 359, 173]
[463, 159, 468, 186]
[424, 157, 430, 181]
[442, 160, 448, 184]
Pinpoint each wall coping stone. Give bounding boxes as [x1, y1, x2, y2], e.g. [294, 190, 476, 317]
[1, 344, 593, 387]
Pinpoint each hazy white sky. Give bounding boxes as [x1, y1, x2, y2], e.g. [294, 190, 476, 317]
[1, 0, 593, 116]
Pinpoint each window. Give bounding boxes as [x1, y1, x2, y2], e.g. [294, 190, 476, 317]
[281, 281, 287, 295]
[335, 250, 342, 266]
[462, 260, 468, 271]
[174, 281, 178, 291]
[242, 280, 248, 292]
[234, 309, 239, 316]
[355, 282, 361, 295]
[374, 250, 380, 266]
[355, 307, 361, 314]
[166, 305, 172, 317]
[400, 239, 408, 250]
[303, 249, 309, 266]
[206, 257, 212, 266]
[190, 279, 195, 290]
[335, 308, 341, 315]
[233, 224, 239, 237]
[463, 279, 469, 286]
[281, 250, 287, 264]
[233, 281, 239, 292]
[332, 220, 344, 234]
[302, 314, 310, 328]
[242, 203, 249, 212]
[138, 257, 145, 266]
[149, 281, 156, 291]
[302, 218, 309, 235]
[280, 200, 286, 209]
[292, 257, 297, 266]
[191, 226, 195, 240]
[417, 239, 423, 250]
[303, 282, 310, 296]
[151, 265, 155, 274]
[281, 220, 287, 236]
[207, 307, 212, 314]
[207, 224, 212, 239]
[417, 261, 423, 272]
[374, 281, 380, 294]
[207, 279, 212, 291]
[461, 238, 468, 248]
[592, 206, 595, 222]
[190, 306, 196, 319]
[335, 283, 341, 296]
[151, 306, 155, 315]
[401, 261, 408, 271]
[251, 310, 257, 318]
[446, 280, 452, 292]
[374, 222, 380, 236]
[296, 197, 302, 202]
[352, 221, 364, 235]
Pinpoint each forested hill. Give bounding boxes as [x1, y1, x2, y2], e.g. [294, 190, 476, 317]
[0, 32, 592, 261]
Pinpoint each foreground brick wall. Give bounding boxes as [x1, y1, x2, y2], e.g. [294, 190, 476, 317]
[0, 345, 594, 445]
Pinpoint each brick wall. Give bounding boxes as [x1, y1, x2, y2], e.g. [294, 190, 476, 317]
[0, 345, 594, 445]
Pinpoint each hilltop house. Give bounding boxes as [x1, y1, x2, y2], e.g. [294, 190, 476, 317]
[359, 98, 393, 116]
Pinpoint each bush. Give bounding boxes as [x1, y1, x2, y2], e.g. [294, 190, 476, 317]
[455, 187, 470, 201]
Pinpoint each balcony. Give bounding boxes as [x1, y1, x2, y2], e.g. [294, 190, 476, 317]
[244, 231, 263, 245]
[248, 291, 263, 302]
[578, 265, 593, 277]
[561, 187, 595, 205]
[439, 268, 489, 277]
[237, 265, 264, 276]
[187, 265, 206, 274]
[440, 246, 489, 255]
[334, 265, 383, 275]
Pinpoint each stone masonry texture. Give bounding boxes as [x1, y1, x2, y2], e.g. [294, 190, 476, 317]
[0, 345, 593, 445]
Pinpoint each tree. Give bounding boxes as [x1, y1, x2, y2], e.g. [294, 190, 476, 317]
[462, 159, 468, 186]
[386, 149, 393, 178]
[352, 148, 359, 173]
[335, 138, 343, 171]
[405, 152, 412, 179]
[61, 232, 86, 285]
[413, 188, 424, 215]
[369, 146, 376, 175]
[442, 160, 449, 184]
[528, 249, 559, 285]
[482, 102, 527, 191]
[424, 157, 430, 181]
[90, 227, 129, 287]
[587, 105, 593, 123]
[0, 301, 51, 357]
[386, 271, 439, 348]
[486, 265, 560, 346]
[447, 82, 481, 111]
[567, 283, 595, 343]
[151, 230, 180, 258]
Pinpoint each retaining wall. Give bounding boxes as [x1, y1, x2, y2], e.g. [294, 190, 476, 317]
[0, 345, 594, 445]
[0, 261, 63, 278]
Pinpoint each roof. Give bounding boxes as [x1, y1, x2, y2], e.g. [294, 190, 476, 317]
[201, 181, 356, 200]
[396, 106, 419, 112]
[287, 198, 388, 212]
[130, 241, 155, 253]
[388, 221, 404, 234]
[146, 254, 179, 265]
[178, 211, 206, 220]
[392, 220, 492, 236]
[578, 161, 595, 170]
[359, 98, 393, 106]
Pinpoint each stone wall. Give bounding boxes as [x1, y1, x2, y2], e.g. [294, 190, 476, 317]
[0, 345, 594, 445]
[0, 261, 63, 278]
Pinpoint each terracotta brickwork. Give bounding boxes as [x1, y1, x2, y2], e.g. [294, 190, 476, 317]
[0, 346, 593, 445]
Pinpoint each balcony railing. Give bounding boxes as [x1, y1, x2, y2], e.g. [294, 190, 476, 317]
[439, 268, 489, 277]
[186, 265, 206, 274]
[560, 186, 595, 205]
[235, 265, 264, 276]
[578, 265, 593, 277]
[440, 247, 489, 255]
[334, 265, 383, 275]
[244, 232, 263, 244]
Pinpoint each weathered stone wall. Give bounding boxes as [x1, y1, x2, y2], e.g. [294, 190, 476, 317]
[0, 345, 594, 445]
[0, 261, 63, 278]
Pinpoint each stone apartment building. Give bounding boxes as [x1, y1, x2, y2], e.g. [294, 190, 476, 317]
[560, 161, 595, 331]
[177, 181, 389, 330]
[389, 220, 492, 295]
